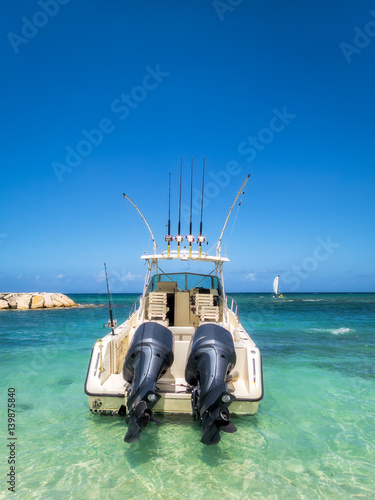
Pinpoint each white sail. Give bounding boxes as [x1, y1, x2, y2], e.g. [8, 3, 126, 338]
[273, 276, 279, 295]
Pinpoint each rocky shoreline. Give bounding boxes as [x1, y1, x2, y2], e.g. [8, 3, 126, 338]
[0, 293, 77, 310]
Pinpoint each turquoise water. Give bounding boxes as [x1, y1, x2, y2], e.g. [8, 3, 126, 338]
[1, 293, 374, 499]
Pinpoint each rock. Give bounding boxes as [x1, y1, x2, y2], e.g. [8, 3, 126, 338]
[51, 293, 77, 307]
[31, 295, 44, 309]
[15, 293, 33, 310]
[56, 293, 76, 307]
[51, 294, 65, 307]
[2, 294, 17, 309]
[65, 296, 77, 307]
[0, 292, 77, 309]
[41, 293, 54, 308]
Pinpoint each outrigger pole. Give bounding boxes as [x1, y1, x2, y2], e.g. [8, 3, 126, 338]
[176, 159, 184, 258]
[216, 174, 250, 258]
[104, 262, 116, 335]
[198, 158, 206, 258]
[123, 193, 157, 257]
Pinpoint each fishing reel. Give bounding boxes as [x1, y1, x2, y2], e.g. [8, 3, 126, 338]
[103, 319, 117, 329]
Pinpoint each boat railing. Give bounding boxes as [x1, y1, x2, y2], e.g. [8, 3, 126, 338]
[226, 295, 239, 320]
[128, 295, 142, 319]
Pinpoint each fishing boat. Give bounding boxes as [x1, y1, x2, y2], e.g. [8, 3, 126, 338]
[273, 275, 283, 298]
[85, 163, 263, 445]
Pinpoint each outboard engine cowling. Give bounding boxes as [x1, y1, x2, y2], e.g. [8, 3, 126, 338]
[185, 324, 237, 445]
[123, 321, 174, 443]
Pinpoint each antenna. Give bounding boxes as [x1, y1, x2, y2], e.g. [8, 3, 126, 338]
[176, 158, 184, 257]
[216, 174, 250, 257]
[123, 193, 157, 256]
[190, 158, 193, 236]
[168, 172, 171, 236]
[197, 158, 206, 257]
[200, 158, 205, 236]
[104, 263, 117, 335]
[165, 172, 173, 257]
[187, 158, 195, 257]
[178, 159, 182, 236]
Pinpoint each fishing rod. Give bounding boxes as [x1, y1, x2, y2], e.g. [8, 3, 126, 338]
[197, 158, 206, 258]
[187, 158, 195, 258]
[216, 174, 250, 258]
[123, 193, 157, 257]
[104, 262, 117, 335]
[165, 172, 173, 258]
[175, 158, 184, 257]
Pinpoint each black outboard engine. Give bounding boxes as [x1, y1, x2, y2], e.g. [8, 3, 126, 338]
[122, 321, 174, 443]
[185, 324, 237, 445]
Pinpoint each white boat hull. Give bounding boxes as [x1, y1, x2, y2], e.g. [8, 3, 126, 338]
[85, 310, 263, 416]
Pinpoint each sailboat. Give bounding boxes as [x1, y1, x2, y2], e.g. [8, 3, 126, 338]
[273, 275, 283, 298]
[85, 164, 263, 445]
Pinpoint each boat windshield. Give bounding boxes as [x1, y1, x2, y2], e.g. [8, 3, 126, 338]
[146, 272, 223, 296]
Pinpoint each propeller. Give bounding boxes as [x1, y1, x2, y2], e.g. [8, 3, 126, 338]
[135, 400, 161, 429]
[124, 400, 161, 443]
[200, 405, 237, 445]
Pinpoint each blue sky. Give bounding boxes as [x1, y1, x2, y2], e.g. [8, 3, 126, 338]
[1, 0, 374, 293]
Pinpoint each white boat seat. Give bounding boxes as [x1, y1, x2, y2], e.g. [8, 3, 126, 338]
[195, 295, 213, 306]
[194, 293, 220, 323]
[147, 292, 169, 321]
[199, 305, 220, 322]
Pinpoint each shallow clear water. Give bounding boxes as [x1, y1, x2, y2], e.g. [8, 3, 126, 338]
[1, 293, 374, 499]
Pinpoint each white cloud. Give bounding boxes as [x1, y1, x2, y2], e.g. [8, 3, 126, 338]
[56, 273, 64, 279]
[16, 274, 23, 280]
[246, 273, 256, 281]
[94, 270, 106, 282]
[94, 268, 143, 290]
[123, 271, 141, 282]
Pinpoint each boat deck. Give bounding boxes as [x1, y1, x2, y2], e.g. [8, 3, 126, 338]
[101, 374, 127, 394]
[87, 312, 263, 415]
[101, 371, 251, 399]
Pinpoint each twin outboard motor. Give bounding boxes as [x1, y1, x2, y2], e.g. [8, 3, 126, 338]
[185, 324, 237, 445]
[122, 322, 174, 443]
